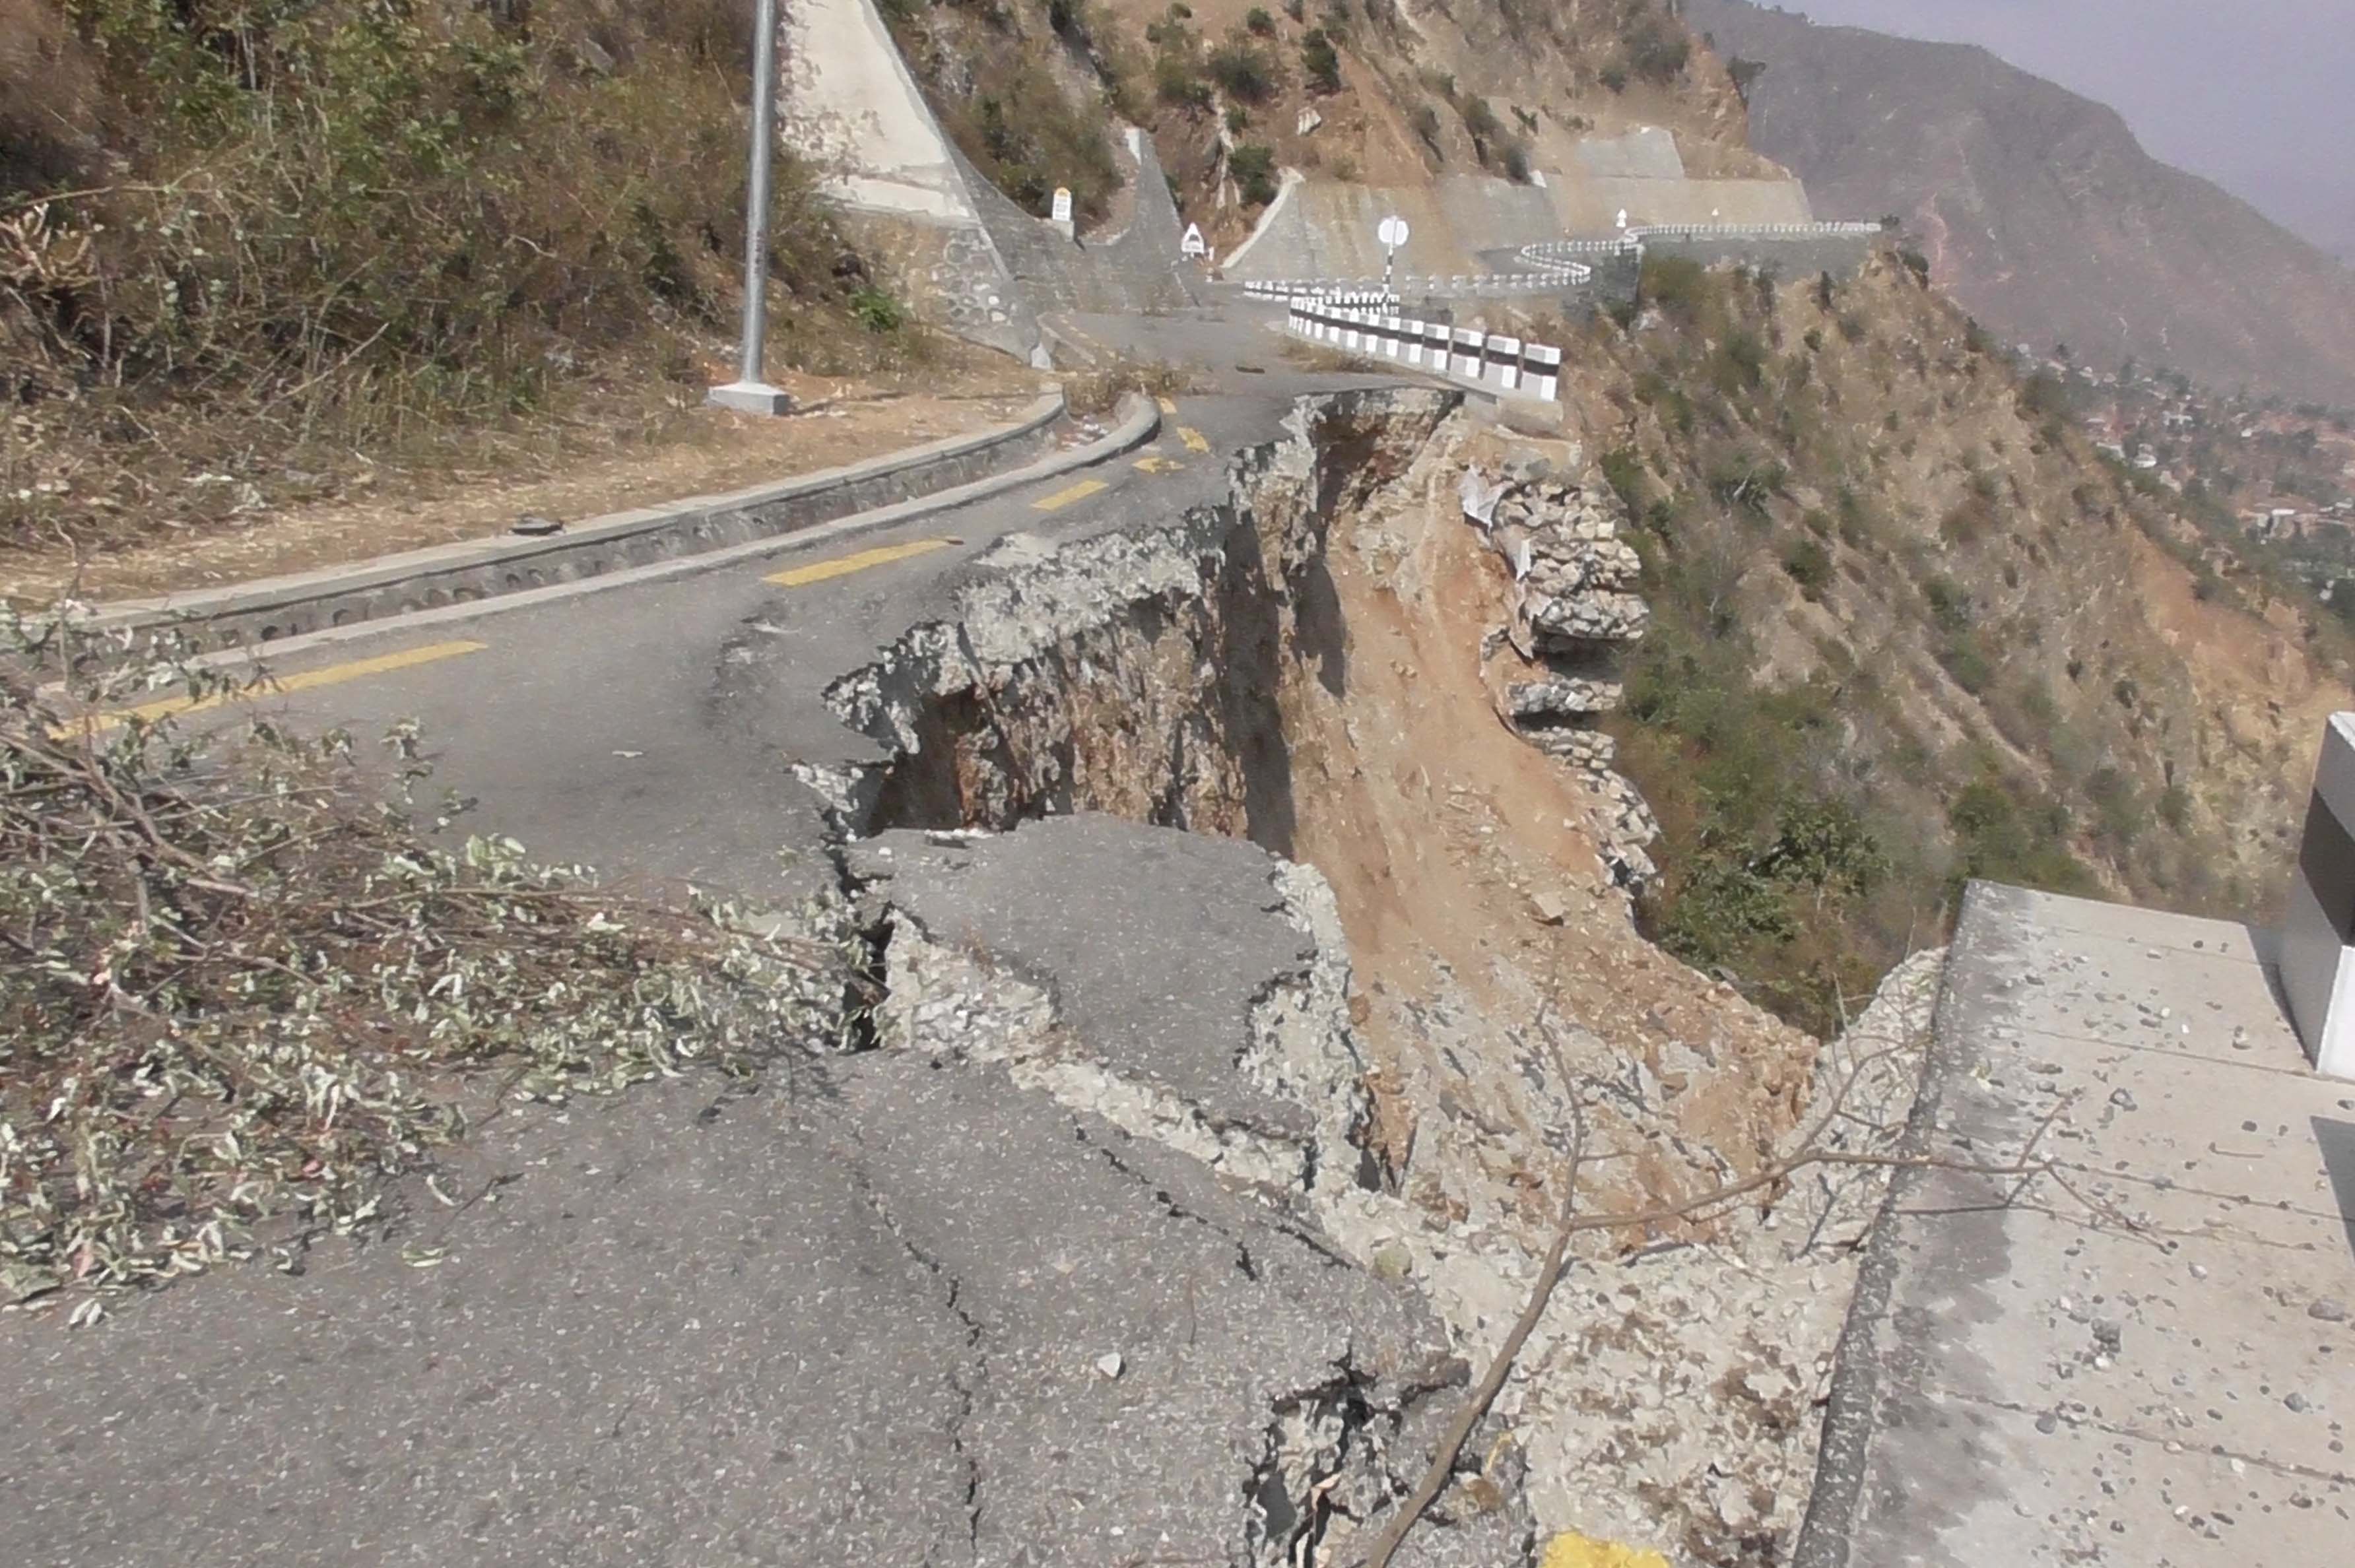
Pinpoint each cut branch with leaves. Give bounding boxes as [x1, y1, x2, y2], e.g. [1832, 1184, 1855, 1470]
[1, 610, 851, 1311]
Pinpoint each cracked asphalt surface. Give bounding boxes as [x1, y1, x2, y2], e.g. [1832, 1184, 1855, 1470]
[1, 302, 1512, 1566]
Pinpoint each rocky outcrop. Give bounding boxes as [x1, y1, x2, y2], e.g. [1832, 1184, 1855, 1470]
[1465, 459, 1661, 888]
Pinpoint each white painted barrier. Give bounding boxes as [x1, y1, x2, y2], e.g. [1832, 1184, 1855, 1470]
[1489, 334, 1521, 391]
[2280, 713, 2355, 1079]
[1524, 342, 1560, 402]
[1283, 301, 1563, 404]
[1451, 327, 1484, 380]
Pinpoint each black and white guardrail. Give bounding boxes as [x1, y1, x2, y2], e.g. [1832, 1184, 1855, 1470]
[1285, 299, 1562, 403]
[1242, 271, 1588, 302]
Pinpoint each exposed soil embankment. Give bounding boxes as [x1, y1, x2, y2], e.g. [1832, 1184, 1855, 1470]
[812, 387, 1937, 1561]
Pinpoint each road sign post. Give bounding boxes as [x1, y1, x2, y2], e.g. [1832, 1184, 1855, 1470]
[1376, 214, 1409, 306]
[709, 0, 792, 416]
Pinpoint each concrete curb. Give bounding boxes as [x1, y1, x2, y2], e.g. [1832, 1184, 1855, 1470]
[151, 393, 1162, 671]
[1788, 888, 1982, 1568]
[83, 389, 1071, 650]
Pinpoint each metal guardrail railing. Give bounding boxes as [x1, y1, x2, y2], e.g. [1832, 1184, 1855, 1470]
[1284, 299, 1563, 404]
[1238, 220, 1887, 319]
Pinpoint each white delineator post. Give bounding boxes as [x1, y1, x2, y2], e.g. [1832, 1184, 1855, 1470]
[2280, 713, 2355, 1078]
[1524, 342, 1560, 402]
[1490, 334, 1521, 391]
[709, 0, 793, 416]
[1452, 327, 1484, 381]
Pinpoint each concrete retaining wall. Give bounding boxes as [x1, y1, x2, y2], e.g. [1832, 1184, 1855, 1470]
[959, 129, 1198, 317]
[783, 0, 1042, 363]
[1640, 230, 1878, 280]
[88, 394, 1068, 650]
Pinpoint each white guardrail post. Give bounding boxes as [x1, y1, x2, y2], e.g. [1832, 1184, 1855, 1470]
[2280, 713, 2355, 1078]
[1524, 342, 1560, 402]
[1488, 334, 1521, 391]
[1451, 327, 1483, 380]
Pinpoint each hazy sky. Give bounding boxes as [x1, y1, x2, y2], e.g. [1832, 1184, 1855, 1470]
[1773, 1, 2355, 260]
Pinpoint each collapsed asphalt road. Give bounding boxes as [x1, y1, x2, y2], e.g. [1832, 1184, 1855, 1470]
[2, 304, 1549, 1566]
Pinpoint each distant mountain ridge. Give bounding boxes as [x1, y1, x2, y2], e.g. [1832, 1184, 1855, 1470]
[1687, 0, 2355, 407]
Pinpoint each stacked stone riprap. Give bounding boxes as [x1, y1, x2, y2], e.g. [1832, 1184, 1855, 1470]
[1470, 463, 1661, 887]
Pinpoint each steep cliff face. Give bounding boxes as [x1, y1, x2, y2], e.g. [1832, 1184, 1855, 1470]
[807, 387, 1931, 1559]
[1687, 0, 2355, 406]
[1511, 247, 2351, 1031]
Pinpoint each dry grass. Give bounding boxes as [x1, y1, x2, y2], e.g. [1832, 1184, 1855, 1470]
[1062, 354, 1205, 416]
[1, 0, 959, 581]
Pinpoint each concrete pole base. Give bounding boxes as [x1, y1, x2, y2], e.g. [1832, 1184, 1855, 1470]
[708, 381, 795, 416]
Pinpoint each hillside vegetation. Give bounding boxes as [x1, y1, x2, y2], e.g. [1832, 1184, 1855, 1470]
[1542, 252, 2347, 1031]
[886, 0, 1778, 249]
[0, 0, 925, 570]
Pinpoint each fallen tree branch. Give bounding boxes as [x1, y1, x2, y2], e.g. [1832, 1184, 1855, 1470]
[1346, 1011, 2097, 1568]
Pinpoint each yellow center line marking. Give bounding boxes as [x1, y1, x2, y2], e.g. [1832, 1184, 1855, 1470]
[1156, 396, 1178, 414]
[1032, 478, 1109, 513]
[51, 639, 487, 739]
[1177, 426, 1211, 454]
[766, 537, 956, 587]
[1134, 455, 1183, 474]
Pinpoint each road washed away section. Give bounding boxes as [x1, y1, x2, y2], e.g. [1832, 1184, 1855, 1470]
[797, 386, 1944, 1561]
[7, 387, 1940, 1568]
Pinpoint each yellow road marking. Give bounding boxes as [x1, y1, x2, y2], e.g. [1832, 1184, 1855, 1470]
[1156, 396, 1178, 414]
[1032, 478, 1108, 512]
[1133, 455, 1183, 474]
[765, 537, 954, 587]
[53, 639, 487, 738]
[1177, 426, 1211, 453]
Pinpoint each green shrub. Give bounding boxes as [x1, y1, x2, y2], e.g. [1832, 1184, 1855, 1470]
[961, 69, 1124, 221]
[1156, 49, 1213, 108]
[1245, 6, 1277, 34]
[1621, 19, 1690, 83]
[1922, 574, 1973, 634]
[1207, 34, 1280, 102]
[1948, 775, 2095, 896]
[1938, 636, 1993, 694]
[1705, 449, 1785, 515]
[1711, 329, 1769, 393]
[2, 0, 840, 451]
[1601, 446, 1647, 513]
[1300, 28, 1342, 92]
[1781, 537, 1834, 597]
[1459, 96, 1503, 145]
[851, 287, 906, 335]
[1410, 104, 1443, 158]
[1641, 254, 1711, 321]
[1228, 143, 1280, 207]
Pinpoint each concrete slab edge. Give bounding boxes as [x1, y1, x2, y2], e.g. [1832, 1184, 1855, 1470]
[1787, 888, 1994, 1568]
[153, 393, 1162, 673]
[82, 390, 1068, 645]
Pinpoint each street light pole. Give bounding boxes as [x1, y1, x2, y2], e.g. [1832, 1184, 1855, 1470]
[710, 0, 793, 416]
